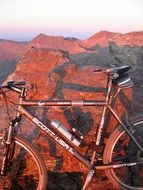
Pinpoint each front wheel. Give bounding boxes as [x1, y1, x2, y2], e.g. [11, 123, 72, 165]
[103, 114, 143, 190]
[0, 133, 47, 190]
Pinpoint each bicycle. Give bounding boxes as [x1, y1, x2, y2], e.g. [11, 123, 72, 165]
[0, 65, 143, 190]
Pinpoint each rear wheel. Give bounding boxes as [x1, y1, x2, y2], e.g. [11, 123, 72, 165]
[0, 133, 47, 190]
[103, 115, 143, 190]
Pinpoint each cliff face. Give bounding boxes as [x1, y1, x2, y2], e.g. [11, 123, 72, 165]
[7, 48, 68, 99]
[4, 46, 132, 175]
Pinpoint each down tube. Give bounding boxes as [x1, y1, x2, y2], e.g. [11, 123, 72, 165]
[19, 106, 91, 168]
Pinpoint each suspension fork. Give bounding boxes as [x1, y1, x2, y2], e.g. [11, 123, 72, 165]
[1, 88, 25, 176]
[0, 124, 13, 176]
[0, 115, 22, 176]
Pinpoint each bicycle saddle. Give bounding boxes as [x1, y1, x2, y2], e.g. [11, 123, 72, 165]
[106, 66, 131, 75]
[93, 66, 131, 76]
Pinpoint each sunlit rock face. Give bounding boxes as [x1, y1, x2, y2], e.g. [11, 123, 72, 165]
[4, 47, 132, 173]
[30, 34, 80, 53]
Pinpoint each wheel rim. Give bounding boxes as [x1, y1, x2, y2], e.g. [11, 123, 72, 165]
[0, 136, 44, 190]
[108, 121, 143, 189]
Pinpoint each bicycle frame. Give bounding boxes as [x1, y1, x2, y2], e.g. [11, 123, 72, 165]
[11, 77, 143, 171]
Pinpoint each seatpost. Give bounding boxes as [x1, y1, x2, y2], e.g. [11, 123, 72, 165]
[94, 74, 113, 147]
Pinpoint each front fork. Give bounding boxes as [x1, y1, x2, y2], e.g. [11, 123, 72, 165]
[1, 124, 13, 176]
[0, 116, 21, 176]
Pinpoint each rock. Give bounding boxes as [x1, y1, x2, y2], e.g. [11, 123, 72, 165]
[109, 41, 143, 112]
[3, 47, 132, 174]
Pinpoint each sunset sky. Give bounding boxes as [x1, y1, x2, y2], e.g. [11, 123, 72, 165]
[0, 0, 143, 41]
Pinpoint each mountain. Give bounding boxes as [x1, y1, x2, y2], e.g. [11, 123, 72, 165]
[81, 31, 119, 48]
[0, 39, 28, 81]
[111, 31, 143, 46]
[30, 31, 116, 53]
[30, 33, 79, 51]
[30, 31, 143, 54]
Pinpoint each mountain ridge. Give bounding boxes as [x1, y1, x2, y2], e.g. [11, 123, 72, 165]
[1, 30, 143, 81]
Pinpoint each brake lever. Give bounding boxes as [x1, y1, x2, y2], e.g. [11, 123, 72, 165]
[7, 81, 14, 86]
[93, 68, 104, 73]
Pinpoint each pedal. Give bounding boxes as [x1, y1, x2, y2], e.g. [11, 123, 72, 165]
[82, 169, 95, 190]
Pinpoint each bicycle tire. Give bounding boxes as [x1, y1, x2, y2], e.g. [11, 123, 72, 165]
[0, 133, 47, 190]
[103, 114, 143, 190]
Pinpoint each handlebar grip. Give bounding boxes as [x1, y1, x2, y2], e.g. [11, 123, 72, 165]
[0, 84, 8, 89]
[8, 81, 26, 87]
[16, 81, 26, 86]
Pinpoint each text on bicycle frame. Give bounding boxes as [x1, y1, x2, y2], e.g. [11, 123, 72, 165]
[32, 118, 70, 150]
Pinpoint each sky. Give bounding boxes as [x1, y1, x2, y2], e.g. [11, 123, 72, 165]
[0, 0, 143, 41]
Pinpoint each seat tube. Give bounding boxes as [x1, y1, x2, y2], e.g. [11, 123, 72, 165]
[95, 76, 112, 146]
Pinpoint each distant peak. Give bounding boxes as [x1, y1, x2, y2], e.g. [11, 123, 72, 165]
[82, 30, 120, 47]
[97, 30, 114, 34]
[31, 33, 79, 52]
[36, 33, 46, 38]
[34, 33, 63, 40]
[89, 31, 120, 39]
[34, 34, 80, 41]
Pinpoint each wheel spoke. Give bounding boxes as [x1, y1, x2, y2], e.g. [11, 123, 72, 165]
[103, 116, 143, 189]
[0, 134, 47, 190]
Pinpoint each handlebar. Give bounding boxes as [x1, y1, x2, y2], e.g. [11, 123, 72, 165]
[0, 81, 26, 93]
